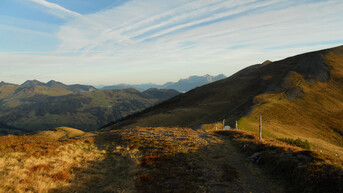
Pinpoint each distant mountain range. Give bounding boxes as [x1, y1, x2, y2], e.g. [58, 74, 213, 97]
[21, 80, 97, 92]
[0, 81, 180, 134]
[101, 74, 227, 92]
[0, 74, 226, 134]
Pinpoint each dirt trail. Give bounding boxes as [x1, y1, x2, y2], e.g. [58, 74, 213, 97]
[214, 133, 286, 193]
[191, 130, 286, 193]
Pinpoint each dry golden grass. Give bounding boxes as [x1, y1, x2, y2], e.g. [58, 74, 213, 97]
[0, 138, 100, 193]
[30, 127, 89, 139]
[3, 126, 228, 192]
[114, 126, 220, 156]
[0, 129, 140, 193]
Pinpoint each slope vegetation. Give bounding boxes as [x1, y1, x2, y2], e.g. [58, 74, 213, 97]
[108, 45, 343, 156]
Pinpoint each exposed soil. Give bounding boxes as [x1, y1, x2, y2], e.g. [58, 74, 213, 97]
[215, 133, 285, 193]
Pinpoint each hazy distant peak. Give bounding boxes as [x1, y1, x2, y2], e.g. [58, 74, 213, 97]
[178, 74, 226, 82]
[21, 79, 45, 87]
[0, 81, 17, 87]
[215, 74, 227, 79]
[164, 74, 227, 92]
[47, 80, 63, 84]
[46, 80, 67, 88]
[17, 79, 97, 92]
[101, 74, 227, 92]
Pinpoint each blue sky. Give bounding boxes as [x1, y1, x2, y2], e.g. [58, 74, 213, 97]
[1, 0, 343, 85]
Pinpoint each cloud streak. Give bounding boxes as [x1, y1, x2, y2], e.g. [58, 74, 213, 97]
[30, 0, 81, 19]
[2, 0, 343, 85]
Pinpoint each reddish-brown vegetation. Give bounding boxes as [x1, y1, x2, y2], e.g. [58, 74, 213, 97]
[50, 169, 70, 182]
[29, 164, 53, 173]
[0, 135, 76, 157]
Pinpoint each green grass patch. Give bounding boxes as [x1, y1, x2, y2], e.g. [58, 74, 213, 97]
[277, 137, 311, 149]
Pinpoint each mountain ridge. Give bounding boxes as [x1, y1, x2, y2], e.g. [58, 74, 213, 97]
[101, 74, 227, 92]
[21, 80, 97, 92]
[105, 45, 343, 156]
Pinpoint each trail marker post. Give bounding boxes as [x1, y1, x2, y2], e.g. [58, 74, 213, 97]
[259, 116, 262, 140]
[236, 121, 238, 130]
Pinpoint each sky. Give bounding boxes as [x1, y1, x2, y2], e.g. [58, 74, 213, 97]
[1, 0, 343, 85]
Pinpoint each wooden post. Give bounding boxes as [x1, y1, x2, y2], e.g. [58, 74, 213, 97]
[222, 119, 225, 130]
[236, 121, 238, 130]
[259, 116, 262, 140]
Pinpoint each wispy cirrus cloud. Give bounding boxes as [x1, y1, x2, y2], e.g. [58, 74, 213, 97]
[1, 0, 343, 85]
[56, 0, 343, 54]
[29, 0, 81, 19]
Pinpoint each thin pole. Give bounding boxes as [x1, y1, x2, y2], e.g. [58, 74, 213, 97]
[259, 116, 262, 140]
[222, 119, 225, 130]
[236, 121, 238, 130]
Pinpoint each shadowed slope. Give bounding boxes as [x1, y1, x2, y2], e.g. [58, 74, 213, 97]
[0, 122, 30, 135]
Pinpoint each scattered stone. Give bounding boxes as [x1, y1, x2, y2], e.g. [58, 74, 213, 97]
[286, 86, 305, 101]
[297, 154, 312, 162]
[247, 152, 262, 163]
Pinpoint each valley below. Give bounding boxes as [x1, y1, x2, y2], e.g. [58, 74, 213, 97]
[0, 84, 180, 134]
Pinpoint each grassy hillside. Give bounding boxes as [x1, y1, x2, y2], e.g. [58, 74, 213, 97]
[0, 87, 180, 133]
[238, 46, 343, 155]
[108, 45, 343, 157]
[0, 85, 20, 99]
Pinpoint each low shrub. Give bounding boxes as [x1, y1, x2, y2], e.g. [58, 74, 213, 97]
[277, 138, 311, 149]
